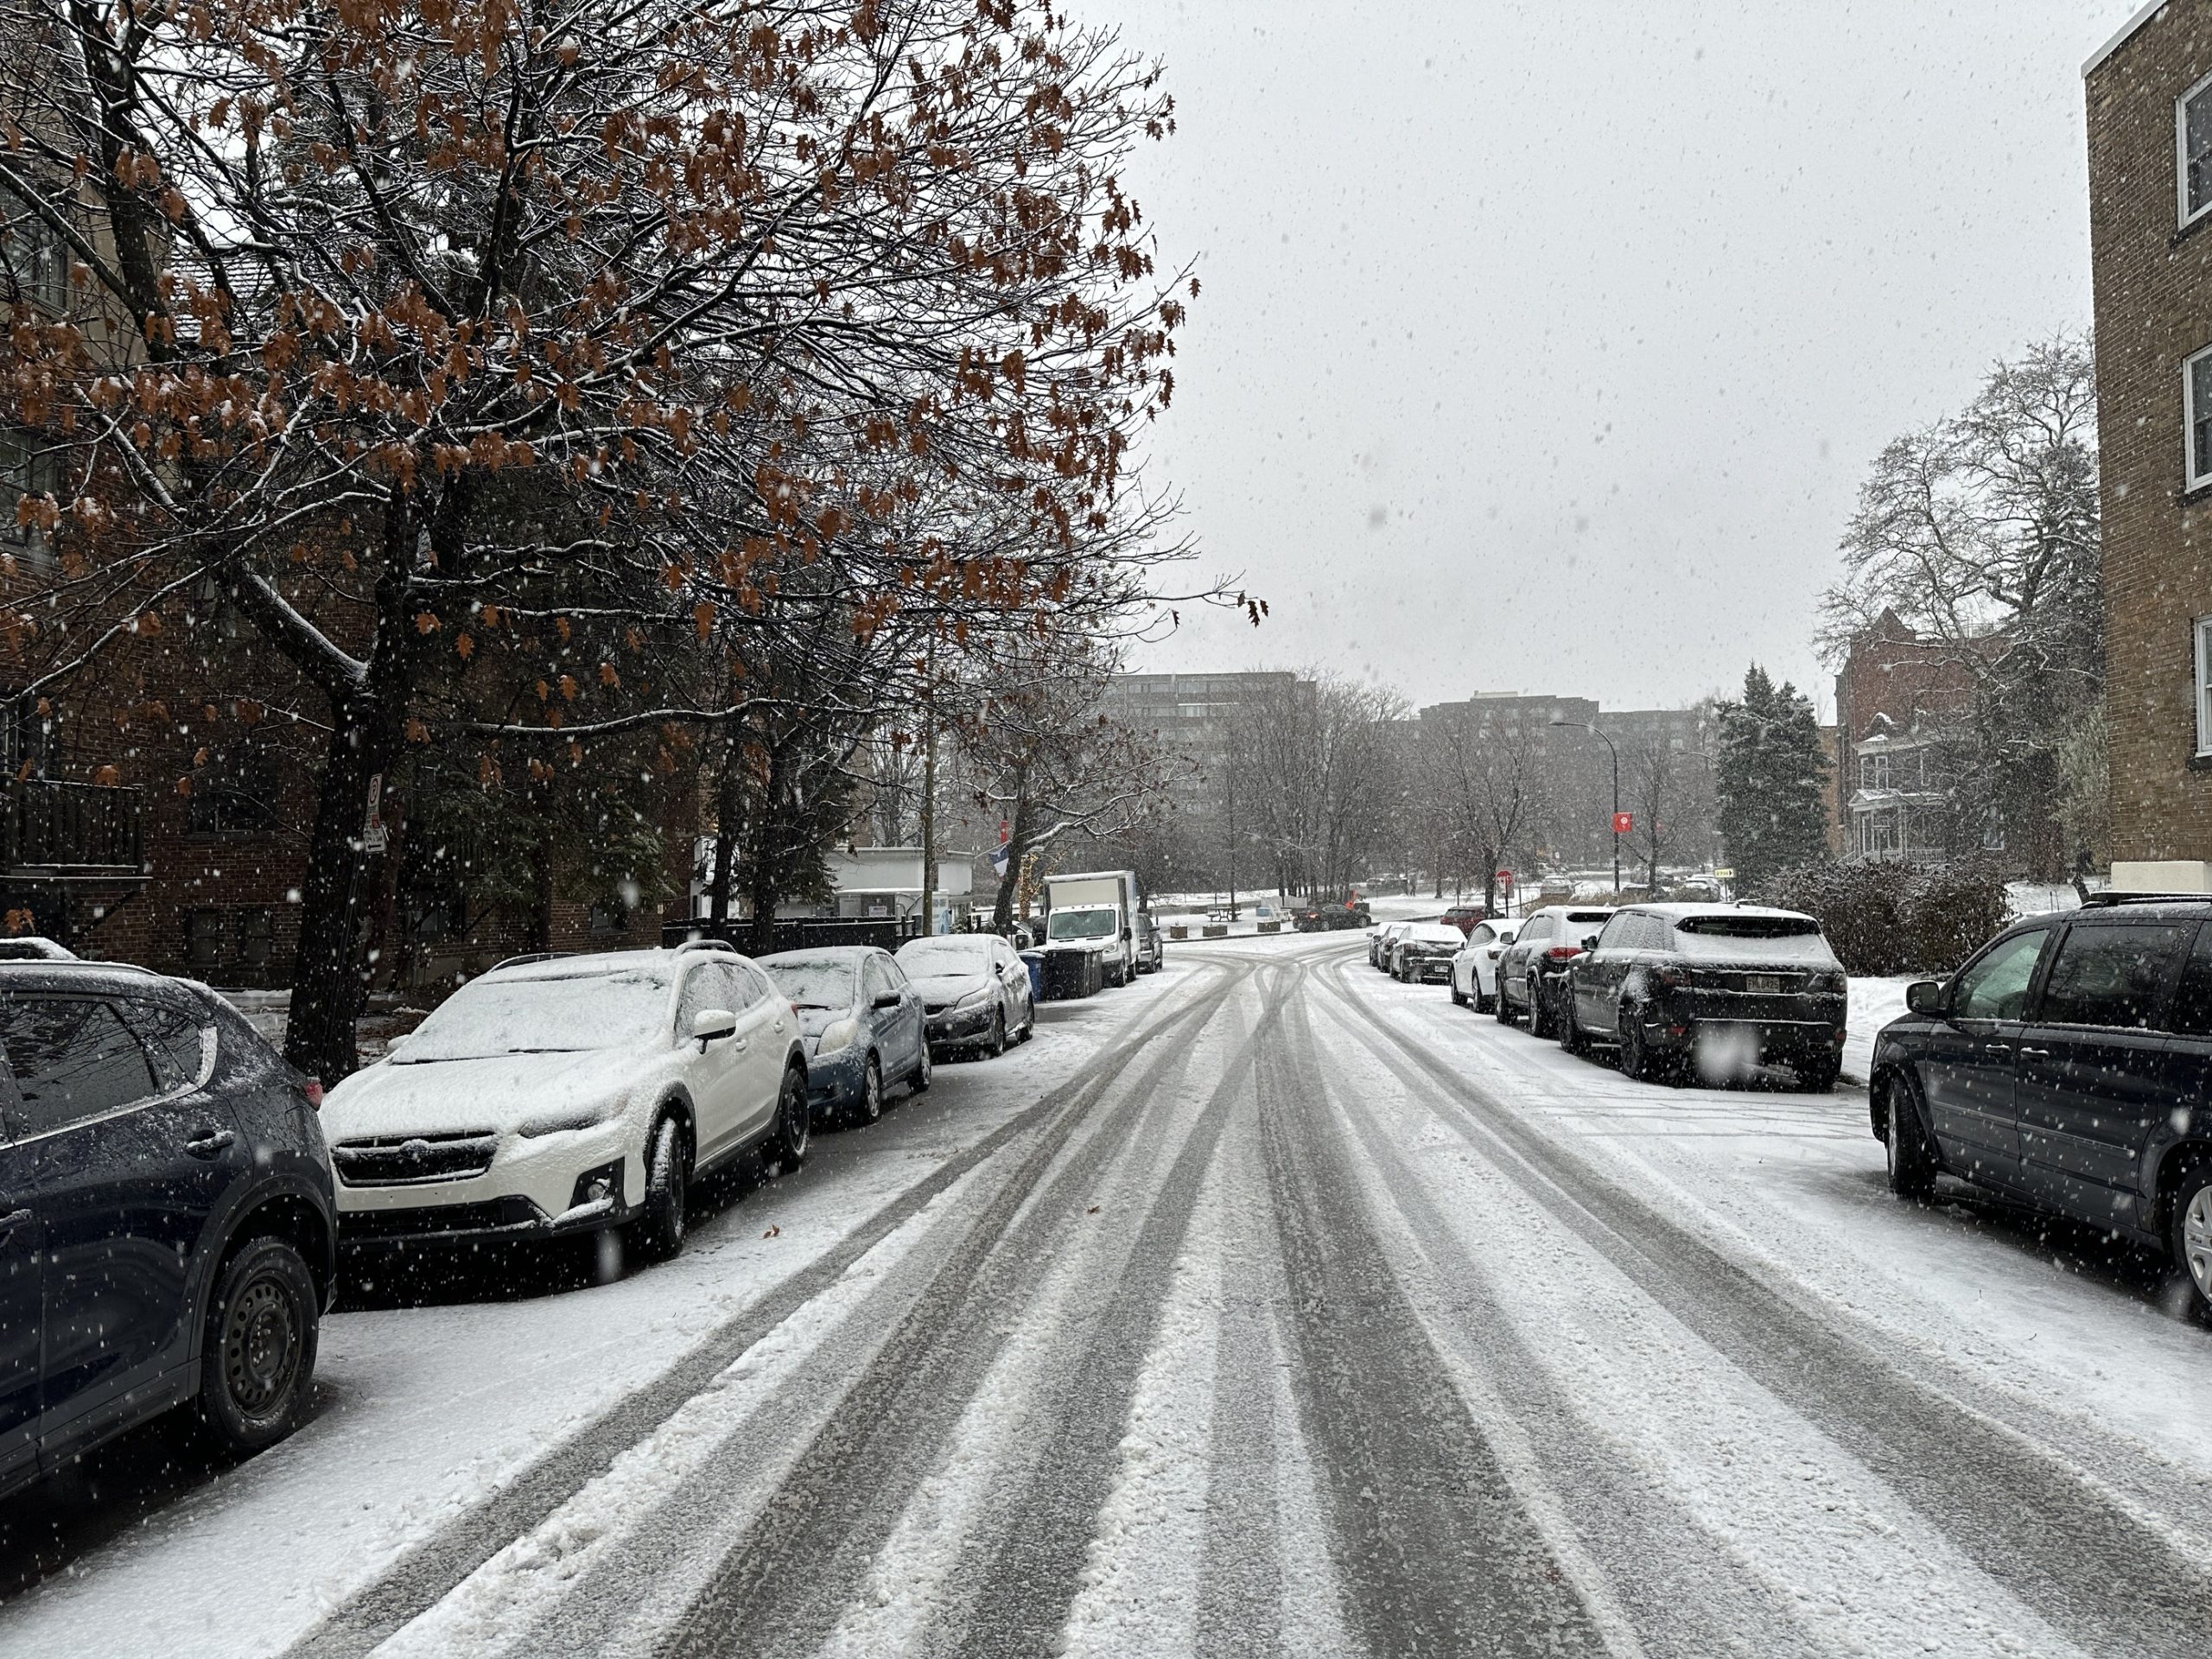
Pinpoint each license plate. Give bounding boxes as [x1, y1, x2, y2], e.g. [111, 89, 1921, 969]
[1745, 975, 1783, 995]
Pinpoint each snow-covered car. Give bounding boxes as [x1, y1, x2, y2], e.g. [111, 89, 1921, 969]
[1369, 919, 1415, 969]
[896, 933, 1036, 1058]
[1389, 923, 1466, 983]
[323, 941, 809, 1263]
[761, 946, 929, 1126]
[1496, 906, 1618, 1037]
[0, 937, 77, 961]
[1449, 918, 1521, 1011]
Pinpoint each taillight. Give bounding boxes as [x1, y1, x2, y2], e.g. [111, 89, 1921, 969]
[1652, 965, 1688, 988]
[303, 1077, 324, 1109]
[1546, 945, 1581, 960]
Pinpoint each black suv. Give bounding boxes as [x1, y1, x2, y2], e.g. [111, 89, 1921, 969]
[1295, 897, 1371, 932]
[0, 962, 334, 1497]
[1871, 895, 2212, 1315]
[1560, 904, 1848, 1089]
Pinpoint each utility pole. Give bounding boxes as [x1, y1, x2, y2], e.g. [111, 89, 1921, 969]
[1224, 744, 1238, 922]
[1551, 714, 1622, 896]
[918, 632, 938, 938]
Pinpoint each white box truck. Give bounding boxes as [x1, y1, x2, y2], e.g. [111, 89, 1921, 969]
[1040, 869, 1158, 986]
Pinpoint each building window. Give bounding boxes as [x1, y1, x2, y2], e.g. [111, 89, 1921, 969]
[1859, 752, 1891, 791]
[2183, 73, 2212, 228]
[237, 906, 272, 967]
[183, 907, 224, 968]
[186, 743, 279, 836]
[2189, 347, 2212, 493]
[0, 186, 67, 312]
[0, 429, 57, 565]
[2196, 616, 2212, 757]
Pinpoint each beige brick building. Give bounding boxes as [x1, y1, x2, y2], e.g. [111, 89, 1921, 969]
[2088, 0, 2212, 886]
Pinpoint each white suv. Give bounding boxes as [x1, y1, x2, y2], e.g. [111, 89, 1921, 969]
[323, 942, 809, 1264]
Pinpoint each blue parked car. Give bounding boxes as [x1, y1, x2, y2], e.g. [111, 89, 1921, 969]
[0, 960, 335, 1497]
[760, 947, 930, 1127]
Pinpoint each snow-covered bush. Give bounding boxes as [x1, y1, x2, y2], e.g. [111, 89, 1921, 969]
[1755, 857, 2008, 975]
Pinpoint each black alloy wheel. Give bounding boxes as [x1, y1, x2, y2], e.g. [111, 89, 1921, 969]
[1529, 980, 1554, 1039]
[198, 1236, 318, 1457]
[1618, 1006, 1653, 1081]
[631, 1113, 691, 1262]
[1883, 1072, 1940, 1201]
[772, 1065, 812, 1169]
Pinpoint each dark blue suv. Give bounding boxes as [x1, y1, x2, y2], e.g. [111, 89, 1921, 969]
[0, 962, 334, 1495]
[1871, 895, 2212, 1315]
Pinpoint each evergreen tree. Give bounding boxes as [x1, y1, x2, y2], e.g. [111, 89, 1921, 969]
[1716, 667, 1831, 888]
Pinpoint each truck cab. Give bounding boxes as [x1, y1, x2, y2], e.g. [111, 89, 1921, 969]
[1040, 869, 1154, 986]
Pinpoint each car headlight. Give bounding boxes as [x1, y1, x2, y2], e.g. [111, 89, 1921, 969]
[518, 1097, 622, 1138]
[815, 1017, 861, 1058]
[957, 987, 993, 1009]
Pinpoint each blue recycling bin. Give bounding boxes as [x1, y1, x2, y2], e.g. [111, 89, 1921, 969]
[1020, 950, 1045, 1003]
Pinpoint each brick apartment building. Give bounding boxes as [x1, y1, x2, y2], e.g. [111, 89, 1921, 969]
[2088, 0, 2212, 887]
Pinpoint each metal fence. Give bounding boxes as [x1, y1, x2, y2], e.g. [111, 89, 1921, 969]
[3, 779, 143, 871]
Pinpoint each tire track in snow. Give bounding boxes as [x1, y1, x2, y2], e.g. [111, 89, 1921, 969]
[279, 963, 1237, 1659]
[647, 960, 1272, 1659]
[920, 972, 1278, 1657]
[1258, 960, 1610, 1658]
[1311, 957, 2212, 1659]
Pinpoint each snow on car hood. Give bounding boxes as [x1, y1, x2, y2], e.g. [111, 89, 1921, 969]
[908, 971, 993, 1007]
[322, 1046, 644, 1140]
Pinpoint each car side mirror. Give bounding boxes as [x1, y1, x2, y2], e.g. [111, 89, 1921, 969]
[1905, 979, 1946, 1017]
[1122, 927, 1133, 942]
[873, 990, 901, 1009]
[691, 1007, 738, 1046]
[1582, 936, 1601, 952]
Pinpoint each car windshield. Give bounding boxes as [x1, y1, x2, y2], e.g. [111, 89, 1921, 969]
[397, 969, 670, 1061]
[1047, 909, 1117, 940]
[899, 938, 993, 975]
[762, 958, 855, 1010]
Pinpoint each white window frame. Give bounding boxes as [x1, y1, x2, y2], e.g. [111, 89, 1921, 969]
[2179, 69, 2212, 230]
[2196, 615, 2212, 756]
[2187, 345, 2212, 493]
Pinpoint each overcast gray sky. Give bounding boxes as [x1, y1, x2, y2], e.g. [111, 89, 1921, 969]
[1103, 0, 2130, 718]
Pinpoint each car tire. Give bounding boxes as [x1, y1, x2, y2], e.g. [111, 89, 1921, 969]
[1475, 987, 1496, 1014]
[988, 1008, 1007, 1058]
[1560, 993, 1589, 1058]
[1495, 983, 1516, 1025]
[2171, 1163, 2212, 1321]
[855, 1052, 884, 1126]
[196, 1235, 318, 1458]
[772, 1065, 811, 1170]
[1529, 981, 1554, 1040]
[1883, 1071, 1939, 1202]
[1618, 1006, 1652, 1080]
[911, 1041, 932, 1095]
[1796, 1055, 1841, 1094]
[1450, 981, 1467, 1007]
[630, 1112, 690, 1263]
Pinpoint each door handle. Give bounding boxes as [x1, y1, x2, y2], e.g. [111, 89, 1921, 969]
[183, 1128, 236, 1159]
[2017, 1046, 2052, 1059]
[732, 1039, 750, 1053]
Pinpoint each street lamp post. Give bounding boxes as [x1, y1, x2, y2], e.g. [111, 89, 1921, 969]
[1551, 715, 1621, 896]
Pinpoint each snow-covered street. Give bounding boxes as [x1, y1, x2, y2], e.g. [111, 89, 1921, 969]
[3, 927, 2209, 1658]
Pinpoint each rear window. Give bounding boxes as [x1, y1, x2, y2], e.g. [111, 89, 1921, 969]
[1566, 911, 1613, 925]
[1671, 915, 1837, 963]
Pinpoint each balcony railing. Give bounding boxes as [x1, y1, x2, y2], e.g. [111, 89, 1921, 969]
[3, 779, 144, 874]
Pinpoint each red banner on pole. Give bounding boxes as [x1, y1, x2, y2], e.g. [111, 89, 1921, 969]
[1612, 811, 1634, 836]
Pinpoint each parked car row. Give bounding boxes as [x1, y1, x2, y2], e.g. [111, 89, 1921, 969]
[0, 925, 1066, 1502]
[1390, 888, 2212, 1318]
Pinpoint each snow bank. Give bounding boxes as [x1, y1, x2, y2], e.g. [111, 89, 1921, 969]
[1842, 976, 1915, 1086]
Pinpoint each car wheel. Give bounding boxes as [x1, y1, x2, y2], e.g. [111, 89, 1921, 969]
[855, 1053, 884, 1126]
[1883, 1071, 1939, 1201]
[1796, 1055, 1841, 1093]
[988, 1007, 1007, 1058]
[196, 1236, 318, 1458]
[1560, 993, 1589, 1057]
[1450, 980, 1467, 1007]
[911, 1041, 932, 1095]
[630, 1112, 690, 1262]
[1495, 982, 1516, 1024]
[2171, 1164, 2212, 1321]
[772, 1065, 811, 1170]
[1618, 1007, 1652, 1080]
[1529, 982, 1554, 1039]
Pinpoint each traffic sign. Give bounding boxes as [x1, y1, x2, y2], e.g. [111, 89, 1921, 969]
[1612, 811, 1634, 836]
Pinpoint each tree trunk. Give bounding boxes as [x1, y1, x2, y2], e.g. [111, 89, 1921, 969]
[991, 777, 1031, 930]
[708, 753, 741, 926]
[283, 700, 399, 1084]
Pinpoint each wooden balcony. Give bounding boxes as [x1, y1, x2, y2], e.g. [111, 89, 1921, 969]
[3, 778, 145, 878]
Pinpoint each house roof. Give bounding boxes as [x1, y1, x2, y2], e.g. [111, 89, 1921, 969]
[2085, 0, 2168, 78]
